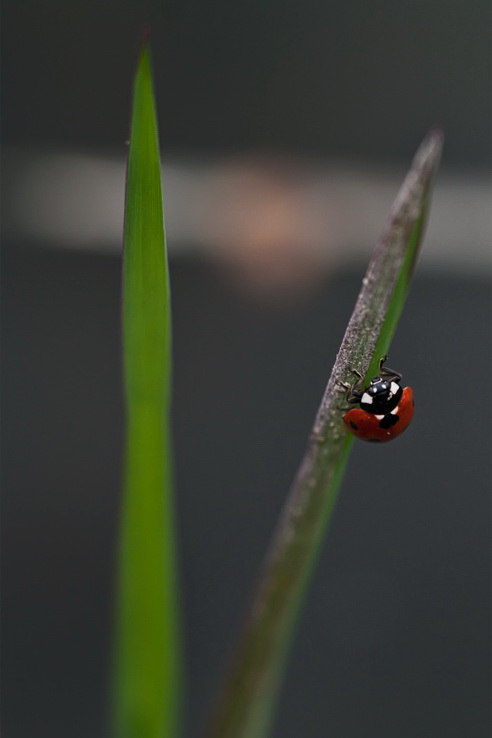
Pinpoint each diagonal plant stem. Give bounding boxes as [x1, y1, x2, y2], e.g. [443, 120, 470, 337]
[205, 129, 443, 738]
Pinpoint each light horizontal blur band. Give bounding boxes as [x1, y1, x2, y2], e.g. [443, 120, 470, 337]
[5, 148, 490, 277]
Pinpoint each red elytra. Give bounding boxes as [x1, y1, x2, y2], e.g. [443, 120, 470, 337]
[343, 387, 415, 443]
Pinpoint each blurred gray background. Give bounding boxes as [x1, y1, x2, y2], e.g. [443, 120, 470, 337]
[2, 1, 491, 737]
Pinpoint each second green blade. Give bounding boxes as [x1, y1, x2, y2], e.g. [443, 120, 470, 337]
[113, 43, 182, 738]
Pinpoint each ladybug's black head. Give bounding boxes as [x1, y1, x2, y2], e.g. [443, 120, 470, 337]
[359, 376, 403, 414]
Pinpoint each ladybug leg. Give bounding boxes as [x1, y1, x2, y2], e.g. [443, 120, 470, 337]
[338, 363, 367, 408]
[337, 380, 362, 411]
[338, 395, 362, 411]
[344, 367, 365, 393]
[379, 356, 402, 381]
[350, 368, 364, 387]
[336, 383, 351, 411]
[337, 380, 351, 392]
[380, 367, 402, 381]
[337, 379, 361, 397]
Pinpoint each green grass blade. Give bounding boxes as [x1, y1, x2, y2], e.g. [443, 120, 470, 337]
[113, 40, 182, 738]
[205, 129, 443, 738]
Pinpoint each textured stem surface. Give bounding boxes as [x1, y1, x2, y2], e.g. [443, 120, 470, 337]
[205, 129, 443, 738]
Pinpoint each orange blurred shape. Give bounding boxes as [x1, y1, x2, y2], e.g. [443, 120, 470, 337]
[204, 157, 341, 299]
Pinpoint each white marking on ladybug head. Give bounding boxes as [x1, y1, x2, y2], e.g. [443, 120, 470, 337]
[375, 414, 385, 420]
[361, 392, 373, 404]
[391, 382, 399, 395]
[391, 406, 399, 414]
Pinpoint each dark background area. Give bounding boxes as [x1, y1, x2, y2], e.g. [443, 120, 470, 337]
[1, 1, 491, 737]
[2, 0, 491, 165]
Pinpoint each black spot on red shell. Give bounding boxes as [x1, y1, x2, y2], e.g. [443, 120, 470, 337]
[379, 413, 399, 429]
[350, 420, 358, 430]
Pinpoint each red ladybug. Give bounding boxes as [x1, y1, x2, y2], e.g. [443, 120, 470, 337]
[340, 357, 414, 443]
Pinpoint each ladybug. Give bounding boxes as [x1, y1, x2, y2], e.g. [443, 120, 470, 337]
[340, 357, 414, 443]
